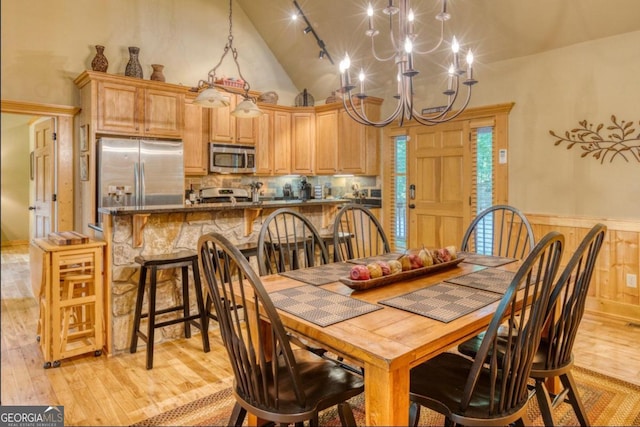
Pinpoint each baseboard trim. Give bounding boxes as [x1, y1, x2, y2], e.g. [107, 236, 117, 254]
[585, 297, 640, 323]
[1, 240, 29, 247]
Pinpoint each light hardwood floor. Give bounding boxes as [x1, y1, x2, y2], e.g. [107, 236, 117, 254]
[2, 244, 639, 426]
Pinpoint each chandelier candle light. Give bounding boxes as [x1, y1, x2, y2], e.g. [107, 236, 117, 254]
[192, 0, 261, 118]
[339, 0, 478, 127]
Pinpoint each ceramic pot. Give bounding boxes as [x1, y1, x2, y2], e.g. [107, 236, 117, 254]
[91, 45, 108, 72]
[150, 64, 165, 82]
[125, 46, 143, 79]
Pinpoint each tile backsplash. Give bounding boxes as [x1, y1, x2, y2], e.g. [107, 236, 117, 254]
[186, 174, 380, 199]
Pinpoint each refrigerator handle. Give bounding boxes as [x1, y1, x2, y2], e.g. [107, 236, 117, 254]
[140, 162, 146, 206]
[134, 162, 140, 206]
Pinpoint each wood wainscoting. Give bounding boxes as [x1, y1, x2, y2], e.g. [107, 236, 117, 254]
[527, 214, 640, 323]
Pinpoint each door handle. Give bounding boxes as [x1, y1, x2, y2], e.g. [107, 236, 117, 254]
[409, 184, 416, 200]
[28, 206, 36, 211]
[409, 204, 416, 209]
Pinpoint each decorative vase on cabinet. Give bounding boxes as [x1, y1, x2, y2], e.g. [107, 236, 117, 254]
[91, 45, 108, 72]
[125, 46, 143, 79]
[150, 64, 165, 82]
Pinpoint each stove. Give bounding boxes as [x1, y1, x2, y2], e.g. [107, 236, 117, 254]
[199, 187, 250, 203]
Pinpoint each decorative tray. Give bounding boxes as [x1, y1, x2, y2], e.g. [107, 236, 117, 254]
[339, 257, 465, 291]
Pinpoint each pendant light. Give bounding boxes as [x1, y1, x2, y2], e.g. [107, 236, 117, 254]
[192, 0, 261, 118]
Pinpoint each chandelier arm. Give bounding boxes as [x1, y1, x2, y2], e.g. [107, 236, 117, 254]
[412, 84, 473, 125]
[412, 20, 446, 55]
[370, 36, 399, 62]
[341, 90, 405, 128]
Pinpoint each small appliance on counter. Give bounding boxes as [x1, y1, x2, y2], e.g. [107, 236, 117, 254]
[199, 187, 250, 203]
[283, 183, 293, 199]
[298, 177, 312, 200]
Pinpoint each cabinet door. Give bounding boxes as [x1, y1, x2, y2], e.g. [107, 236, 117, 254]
[338, 108, 366, 174]
[97, 81, 141, 135]
[144, 89, 184, 138]
[364, 102, 381, 175]
[255, 109, 273, 175]
[183, 102, 208, 175]
[315, 109, 339, 174]
[235, 111, 257, 145]
[209, 93, 235, 142]
[291, 111, 315, 174]
[273, 110, 291, 175]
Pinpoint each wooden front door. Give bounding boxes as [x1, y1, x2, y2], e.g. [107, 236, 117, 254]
[407, 120, 471, 249]
[33, 118, 56, 238]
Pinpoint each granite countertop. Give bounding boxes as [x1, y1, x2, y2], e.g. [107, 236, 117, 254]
[98, 198, 350, 216]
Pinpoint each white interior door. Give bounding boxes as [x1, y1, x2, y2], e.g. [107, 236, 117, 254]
[32, 117, 56, 238]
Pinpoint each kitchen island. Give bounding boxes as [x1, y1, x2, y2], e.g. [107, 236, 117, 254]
[95, 199, 348, 354]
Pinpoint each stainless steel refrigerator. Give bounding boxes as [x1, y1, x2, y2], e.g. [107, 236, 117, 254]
[97, 137, 185, 214]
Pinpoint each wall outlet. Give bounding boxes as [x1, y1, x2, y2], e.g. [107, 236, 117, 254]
[627, 274, 638, 288]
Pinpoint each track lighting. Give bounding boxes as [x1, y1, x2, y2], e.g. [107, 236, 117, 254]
[292, 0, 334, 65]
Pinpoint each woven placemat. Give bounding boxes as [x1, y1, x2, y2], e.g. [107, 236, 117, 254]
[445, 268, 519, 294]
[270, 285, 382, 327]
[279, 262, 354, 286]
[458, 251, 517, 267]
[379, 282, 501, 323]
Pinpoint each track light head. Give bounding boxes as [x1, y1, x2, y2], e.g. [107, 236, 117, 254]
[304, 26, 312, 34]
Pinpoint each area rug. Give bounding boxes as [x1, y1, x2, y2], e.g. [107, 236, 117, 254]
[132, 366, 640, 426]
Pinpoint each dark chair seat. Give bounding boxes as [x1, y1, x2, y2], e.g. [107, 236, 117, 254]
[408, 231, 565, 427]
[198, 232, 364, 426]
[456, 223, 606, 426]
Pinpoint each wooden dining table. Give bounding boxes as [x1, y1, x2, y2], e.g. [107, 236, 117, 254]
[248, 255, 522, 426]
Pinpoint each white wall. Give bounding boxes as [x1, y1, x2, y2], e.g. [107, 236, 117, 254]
[380, 31, 640, 221]
[1, 115, 32, 244]
[478, 31, 640, 220]
[0, 0, 299, 106]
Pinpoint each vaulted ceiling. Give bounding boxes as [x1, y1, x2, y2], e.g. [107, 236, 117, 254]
[237, 0, 640, 101]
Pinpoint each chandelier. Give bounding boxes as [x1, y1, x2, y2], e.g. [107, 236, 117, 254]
[339, 0, 478, 127]
[192, 0, 261, 118]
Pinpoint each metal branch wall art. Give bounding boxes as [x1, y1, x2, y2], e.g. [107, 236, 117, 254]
[549, 116, 640, 163]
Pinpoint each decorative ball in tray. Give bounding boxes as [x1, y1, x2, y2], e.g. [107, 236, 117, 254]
[340, 246, 464, 291]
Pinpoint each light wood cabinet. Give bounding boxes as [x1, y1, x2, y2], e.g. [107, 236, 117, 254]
[95, 79, 183, 138]
[315, 109, 339, 174]
[209, 93, 258, 145]
[255, 108, 273, 175]
[273, 110, 292, 174]
[291, 110, 315, 174]
[183, 100, 208, 175]
[255, 106, 292, 175]
[313, 99, 381, 175]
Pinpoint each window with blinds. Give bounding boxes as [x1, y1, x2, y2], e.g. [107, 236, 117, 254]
[470, 125, 495, 254]
[389, 136, 407, 251]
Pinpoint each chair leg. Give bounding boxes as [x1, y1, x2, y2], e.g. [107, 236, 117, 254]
[181, 265, 192, 339]
[191, 259, 210, 353]
[408, 401, 420, 427]
[337, 402, 357, 427]
[561, 371, 591, 426]
[227, 402, 246, 427]
[130, 266, 147, 353]
[146, 265, 158, 370]
[534, 379, 557, 427]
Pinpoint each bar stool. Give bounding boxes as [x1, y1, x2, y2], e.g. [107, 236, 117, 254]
[130, 250, 210, 369]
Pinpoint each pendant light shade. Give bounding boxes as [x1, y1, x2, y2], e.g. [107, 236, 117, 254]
[190, 0, 261, 117]
[194, 88, 230, 108]
[231, 98, 262, 118]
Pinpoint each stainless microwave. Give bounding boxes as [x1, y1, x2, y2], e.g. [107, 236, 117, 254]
[209, 143, 256, 173]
